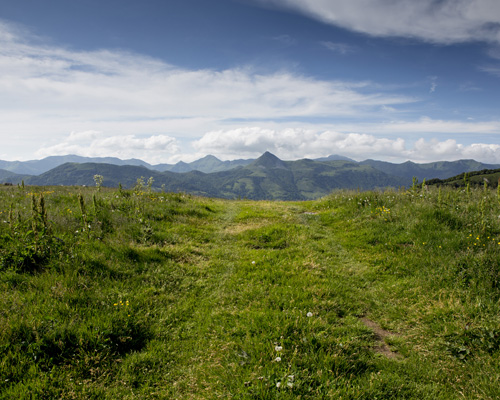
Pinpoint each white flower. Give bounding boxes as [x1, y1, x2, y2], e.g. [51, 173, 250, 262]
[306, 312, 313, 317]
[251, 261, 256, 264]
[275, 356, 281, 362]
[276, 382, 281, 388]
[275, 345, 282, 352]
[287, 381, 293, 388]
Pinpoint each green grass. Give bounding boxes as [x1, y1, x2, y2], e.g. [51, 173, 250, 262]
[1, 184, 500, 398]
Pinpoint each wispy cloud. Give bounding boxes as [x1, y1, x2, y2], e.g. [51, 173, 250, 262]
[0, 19, 410, 123]
[321, 41, 356, 55]
[429, 81, 437, 93]
[479, 65, 500, 77]
[257, 0, 500, 44]
[458, 81, 483, 92]
[273, 34, 296, 46]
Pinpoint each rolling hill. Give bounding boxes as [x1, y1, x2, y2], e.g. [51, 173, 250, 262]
[22, 152, 407, 200]
[360, 159, 499, 181]
[0, 154, 253, 175]
[426, 168, 500, 188]
[2, 152, 499, 199]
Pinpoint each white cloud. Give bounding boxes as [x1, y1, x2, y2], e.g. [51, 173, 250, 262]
[374, 117, 500, 135]
[192, 126, 500, 163]
[412, 139, 500, 163]
[258, 0, 500, 44]
[0, 20, 414, 122]
[35, 132, 180, 164]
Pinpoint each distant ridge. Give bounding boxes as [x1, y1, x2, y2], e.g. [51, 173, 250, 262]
[1, 153, 499, 199]
[360, 159, 500, 181]
[0, 154, 253, 175]
[315, 154, 356, 162]
[14, 153, 406, 200]
[0, 155, 149, 175]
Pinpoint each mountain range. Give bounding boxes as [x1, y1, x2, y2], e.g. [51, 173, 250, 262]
[1, 153, 498, 200]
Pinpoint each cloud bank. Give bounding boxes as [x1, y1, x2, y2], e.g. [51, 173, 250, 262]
[259, 0, 500, 44]
[35, 127, 500, 165]
[35, 131, 180, 164]
[193, 127, 500, 163]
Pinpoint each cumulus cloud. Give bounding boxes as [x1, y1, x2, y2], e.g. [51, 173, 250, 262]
[257, 0, 500, 44]
[35, 132, 180, 164]
[193, 127, 408, 161]
[193, 127, 500, 163]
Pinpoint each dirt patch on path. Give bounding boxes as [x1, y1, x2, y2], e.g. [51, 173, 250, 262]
[361, 317, 401, 359]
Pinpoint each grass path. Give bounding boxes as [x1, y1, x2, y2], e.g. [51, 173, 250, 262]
[149, 199, 447, 398]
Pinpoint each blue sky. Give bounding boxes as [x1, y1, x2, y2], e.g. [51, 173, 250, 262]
[1, 0, 500, 164]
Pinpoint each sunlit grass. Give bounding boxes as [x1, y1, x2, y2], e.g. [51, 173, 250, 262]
[0, 184, 499, 398]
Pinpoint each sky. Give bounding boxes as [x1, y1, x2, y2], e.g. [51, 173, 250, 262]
[2, 0, 500, 164]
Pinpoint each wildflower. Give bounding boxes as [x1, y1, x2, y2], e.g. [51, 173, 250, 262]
[275, 345, 282, 352]
[275, 356, 281, 362]
[276, 382, 281, 388]
[287, 381, 293, 388]
[307, 312, 313, 317]
[252, 261, 256, 265]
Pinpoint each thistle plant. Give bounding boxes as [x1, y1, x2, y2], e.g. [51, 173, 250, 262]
[31, 194, 48, 234]
[464, 172, 470, 196]
[411, 176, 418, 194]
[8, 204, 14, 230]
[134, 176, 145, 194]
[93, 174, 104, 191]
[147, 176, 154, 193]
[78, 193, 88, 232]
[480, 196, 487, 233]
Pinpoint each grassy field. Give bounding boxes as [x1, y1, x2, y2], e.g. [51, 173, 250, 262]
[1, 182, 500, 399]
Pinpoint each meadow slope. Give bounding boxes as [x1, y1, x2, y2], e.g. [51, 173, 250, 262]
[1, 183, 500, 399]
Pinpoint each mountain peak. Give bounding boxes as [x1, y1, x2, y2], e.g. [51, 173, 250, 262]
[198, 155, 220, 161]
[252, 152, 288, 169]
